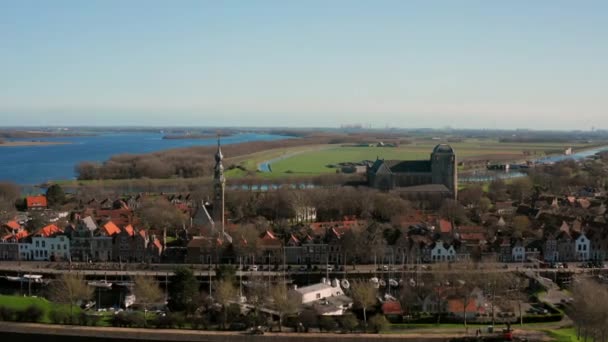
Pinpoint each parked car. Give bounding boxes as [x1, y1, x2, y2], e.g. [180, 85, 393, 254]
[249, 265, 258, 272]
[299, 265, 307, 272]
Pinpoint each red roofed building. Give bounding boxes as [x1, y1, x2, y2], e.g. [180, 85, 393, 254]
[2, 229, 29, 242]
[3, 221, 21, 231]
[259, 230, 282, 264]
[102, 221, 121, 236]
[37, 224, 63, 237]
[447, 298, 481, 319]
[438, 219, 453, 235]
[382, 300, 404, 316]
[26, 195, 47, 210]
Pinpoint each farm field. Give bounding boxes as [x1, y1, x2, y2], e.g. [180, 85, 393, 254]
[265, 139, 590, 176]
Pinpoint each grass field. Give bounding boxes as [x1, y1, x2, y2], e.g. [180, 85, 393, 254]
[265, 139, 591, 176]
[0, 294, 55, 322]
[545, 327, 582, 342]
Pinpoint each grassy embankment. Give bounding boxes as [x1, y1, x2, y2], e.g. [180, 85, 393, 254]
[545, 328, 582, 342]
[0, 294, 62, 323]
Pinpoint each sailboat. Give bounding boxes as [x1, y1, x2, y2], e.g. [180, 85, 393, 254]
[88, 279, 113, 289]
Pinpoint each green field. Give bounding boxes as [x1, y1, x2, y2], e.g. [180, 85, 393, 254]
[263, 139, 590, 176]
[545, 327, 582, 342]
[0, 294, 56, 322]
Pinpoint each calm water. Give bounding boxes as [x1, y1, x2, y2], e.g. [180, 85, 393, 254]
[0, 133, 290, 185]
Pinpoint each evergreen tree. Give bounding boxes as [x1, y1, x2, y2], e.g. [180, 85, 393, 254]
[168, 267, 199, 313]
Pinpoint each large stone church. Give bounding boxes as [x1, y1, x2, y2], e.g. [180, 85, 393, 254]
[367, 144, 457, 199]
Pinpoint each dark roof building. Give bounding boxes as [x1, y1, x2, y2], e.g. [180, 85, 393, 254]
[367, 144, 457, 199]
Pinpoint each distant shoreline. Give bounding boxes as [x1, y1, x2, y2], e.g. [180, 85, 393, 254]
[0, 141, 72, 147]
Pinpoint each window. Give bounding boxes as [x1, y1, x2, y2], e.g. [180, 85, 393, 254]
[42, 241, 45, 248]
[35, 241, 39, 248]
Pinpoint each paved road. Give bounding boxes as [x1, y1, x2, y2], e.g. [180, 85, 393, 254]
[0, 261, 605, 278]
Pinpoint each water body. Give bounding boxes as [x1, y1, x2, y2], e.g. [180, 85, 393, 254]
[0, 133, 290, 185]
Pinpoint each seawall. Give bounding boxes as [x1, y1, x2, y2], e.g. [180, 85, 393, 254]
[0, 322, 452, 342]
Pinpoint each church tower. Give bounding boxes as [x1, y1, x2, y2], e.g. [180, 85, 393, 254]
[431, 144, 457, 199]
[212, 136, 225, 235]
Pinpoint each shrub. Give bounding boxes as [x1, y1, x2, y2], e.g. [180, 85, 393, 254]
[77, 312, 101, 326]
[16, 305, 44, 323]
[191, 314, 210, 330]
[112, 312, 145, 328]
[368, 314, 389, 333]
[169, 312, 185, 329]
[298, 309, 318, 332]
[49, 309, 69, 324]
[339, 314, 359, 332]
[319, 316, 338, 332]
[0, 306, 15, 321]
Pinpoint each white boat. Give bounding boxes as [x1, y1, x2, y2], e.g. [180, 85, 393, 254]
[379, 279, 386, 287]
[340, 279, 350, 289]
[88, 280, 113, 289]
[115, 281, 134, 287]
[4, 274, 45, 284]
[369, 277, 380, 289]
[124, 294, 136, 308]
[388, 279, 399, 287]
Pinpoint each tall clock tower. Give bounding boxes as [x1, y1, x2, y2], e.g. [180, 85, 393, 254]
[212, 136, 225, 235]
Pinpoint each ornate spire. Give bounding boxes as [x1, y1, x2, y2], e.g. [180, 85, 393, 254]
[215, 135, 223, 163]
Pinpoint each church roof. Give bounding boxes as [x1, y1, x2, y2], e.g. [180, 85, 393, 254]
[386, 160, 432, 173]
[369, 159, 431, 174]
[398, 184, 450, 193]
[433, 144, 454, 154]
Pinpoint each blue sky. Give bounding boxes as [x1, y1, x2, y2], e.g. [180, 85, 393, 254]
[1, 0, 607, 129]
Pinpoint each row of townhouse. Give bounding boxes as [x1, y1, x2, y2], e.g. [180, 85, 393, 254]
[0, 217, 163, 263]
[1, 224, 70, 261]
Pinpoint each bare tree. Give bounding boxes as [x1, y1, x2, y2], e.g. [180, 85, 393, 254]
[0, 182, 20, 221]
[269, 284, 299, 332]
[49, 273, 94, 323]
[351, 280, 378, 326]
[214, 279, 237, 330]
[572, 278, 608, 342]
[133, 276, 164, 326]
[137, 197, 187, 234]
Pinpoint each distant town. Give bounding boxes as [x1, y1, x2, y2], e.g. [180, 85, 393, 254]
[1, 130, 608, 340]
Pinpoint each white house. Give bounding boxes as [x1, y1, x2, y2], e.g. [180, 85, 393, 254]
[293, 278, 353, 316]
[431, 242, 456, 262]
[28, 235, 70, 261]
[575, 233, 590, 261]
[294, 279, 344, 304]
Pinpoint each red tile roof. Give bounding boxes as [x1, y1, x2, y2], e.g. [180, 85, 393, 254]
[261, 230, 277, 240]
[123, 224, 135, 237]
[447, 298, 479, 314]
[38, 224, 62, 237]
[381, 301, 403, 315]
[102, 221, 121, 236]
[153, 238, 163, 251]
[288, 234, 300, 245]
[459, 233, 486, 242]
[2, 230, 29, 242]
[26, 195, 47, 208]
[439, 219, 453, 234]
[4, 221, 20, 230]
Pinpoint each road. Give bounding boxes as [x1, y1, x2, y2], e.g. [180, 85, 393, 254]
[0, 261, 605, 279]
